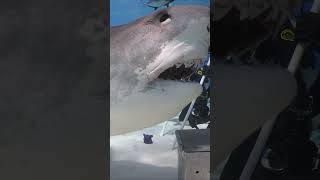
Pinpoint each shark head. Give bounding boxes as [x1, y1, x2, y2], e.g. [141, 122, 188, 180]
[110, 5, 210, 135]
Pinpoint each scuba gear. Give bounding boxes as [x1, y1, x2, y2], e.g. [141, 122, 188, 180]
[178, 62, 211, 129]
[280, 29, 295, 42]
[217, 0, 320, 179]
[261, 95, 319, 175]
[259, 42, 319, 173]
[179, 86, 210, 129]
[254, 20, 297, 67]
[256, 12, 320, 175]
[237, 2, 320, 174]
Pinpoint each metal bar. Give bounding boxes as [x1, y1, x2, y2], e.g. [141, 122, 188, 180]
[160, 120, 168, 136]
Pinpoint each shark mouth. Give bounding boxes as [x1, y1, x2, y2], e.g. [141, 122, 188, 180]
[156, 59, 202, 82]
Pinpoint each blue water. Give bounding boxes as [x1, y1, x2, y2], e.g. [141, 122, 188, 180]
[110, 0, 209, 26]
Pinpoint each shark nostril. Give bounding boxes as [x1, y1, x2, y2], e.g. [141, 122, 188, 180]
[207, 25, 210, 32]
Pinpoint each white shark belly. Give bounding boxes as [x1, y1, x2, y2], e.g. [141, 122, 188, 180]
[110, 80, 203, 136]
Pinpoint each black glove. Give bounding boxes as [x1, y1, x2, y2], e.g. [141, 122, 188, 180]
[296, 12, 320, 47]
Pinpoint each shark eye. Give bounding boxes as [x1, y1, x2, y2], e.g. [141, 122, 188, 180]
[159, 13, 171, 23]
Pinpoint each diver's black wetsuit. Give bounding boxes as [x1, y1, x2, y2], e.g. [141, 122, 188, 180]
[178, 63, 211, 129]
[264, 12, 320, 175]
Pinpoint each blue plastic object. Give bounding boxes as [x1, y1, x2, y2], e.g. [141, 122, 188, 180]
[143, 134, 154, 144]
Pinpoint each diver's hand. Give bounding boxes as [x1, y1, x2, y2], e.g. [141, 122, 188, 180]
[296, 12, 320, 47]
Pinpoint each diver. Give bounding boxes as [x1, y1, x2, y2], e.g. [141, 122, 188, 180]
[178, 54, 211, 129]
[179, 85, 210, 129]
[212, 0, 320, 178]
[253, 2, 320, 174]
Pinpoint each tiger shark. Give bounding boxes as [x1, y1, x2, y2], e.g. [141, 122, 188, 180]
[110, 5, 210, 136]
